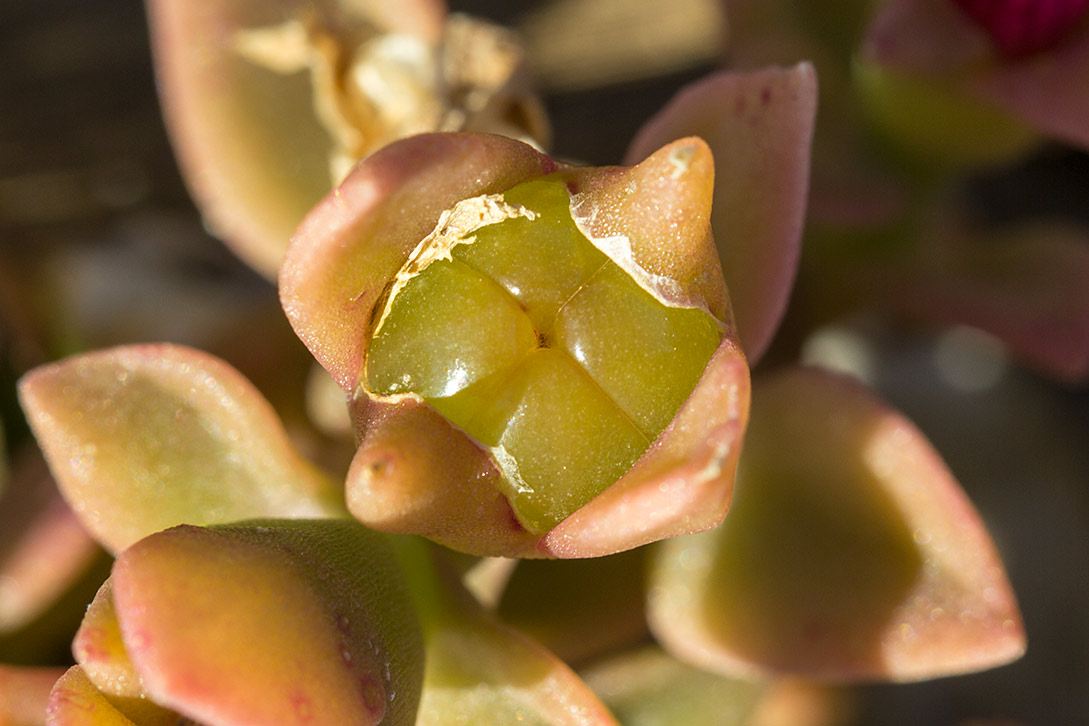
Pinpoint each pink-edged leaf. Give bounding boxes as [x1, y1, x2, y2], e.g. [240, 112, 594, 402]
[72, 581, 142, 703]
[0, 664, 65, 726]
[110, 520, 423, 726]
[864, 0, 1089, 151]
[345, 396, 538, 558]
[580, 646, 848, 726]
[45, 665, 175, 726]
[280, 132, 556, 392]
[624, 64, 817, 361]
[495, 549, 649, 665]
[649, 366, 1024, 681]
[863, 0, 996, 73]
[0, 450, 101, 637]
[18, 344, 344, 554]
[146, 0, 447, 278]
[866, 221, 1089, 382]
[294, 133, 748, 558]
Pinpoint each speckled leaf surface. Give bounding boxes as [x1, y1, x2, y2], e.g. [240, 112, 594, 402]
[106, 520, 423, 726]
[345, 396, 538, 557]
[146, 0, 446, 278]
[540, 339, 749, 558]
[649, 367, 1024, 681]
[18, 345, 344, 554]
[46, 666, 144, 726]
[625, 65, 817, 361]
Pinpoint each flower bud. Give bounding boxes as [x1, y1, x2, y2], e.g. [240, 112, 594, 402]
[281, 132, 751, 558]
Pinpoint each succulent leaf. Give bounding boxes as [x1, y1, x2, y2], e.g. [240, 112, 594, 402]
[861, 221, 1089, 382]
[18, 345, 345, 554]
[389, 537, 620, 726]
[649, 366, 1024, 681]
[64, 520, 423, 726]
[625, 63, 818, 361]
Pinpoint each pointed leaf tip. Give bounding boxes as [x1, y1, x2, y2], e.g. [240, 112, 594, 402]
[625, 63, 817, 360]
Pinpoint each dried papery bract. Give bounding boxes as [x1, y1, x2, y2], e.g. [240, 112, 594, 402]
[148, 0, 549, 278]
[49, 520, 424, 726]
[649, 366, 1024, 681]
[281, 132, 751, 558]
[18, 344, 345, 554]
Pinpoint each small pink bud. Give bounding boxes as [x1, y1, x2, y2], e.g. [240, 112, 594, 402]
[951, 0, 1089, 56]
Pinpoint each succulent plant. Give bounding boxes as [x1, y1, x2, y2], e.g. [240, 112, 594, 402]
[12, 0, 1089, 723]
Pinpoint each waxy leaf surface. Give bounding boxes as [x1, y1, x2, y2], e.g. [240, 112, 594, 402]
[102, 520, 423, 726]
[18, 345, 344, 554]
[392, 538, 619, 726]
[281, 132, 556, 393]
[625, 63, 817, 361]
[649, 367, 1024, 681]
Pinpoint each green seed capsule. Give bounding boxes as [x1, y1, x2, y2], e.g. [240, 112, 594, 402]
[366, 178, 723, 533]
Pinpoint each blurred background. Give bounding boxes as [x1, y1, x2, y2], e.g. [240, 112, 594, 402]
[2, 0, 1088, 723]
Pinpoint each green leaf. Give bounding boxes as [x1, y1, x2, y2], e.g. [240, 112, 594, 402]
[389, 537, 620, 726]
[18, 344, 345, 554]
[649, 366, 1024, 681]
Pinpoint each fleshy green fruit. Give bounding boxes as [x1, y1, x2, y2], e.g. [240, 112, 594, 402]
[365, 178, 723, 533]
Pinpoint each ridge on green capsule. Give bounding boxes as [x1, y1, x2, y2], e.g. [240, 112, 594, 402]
[365, 178, 725, 535]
